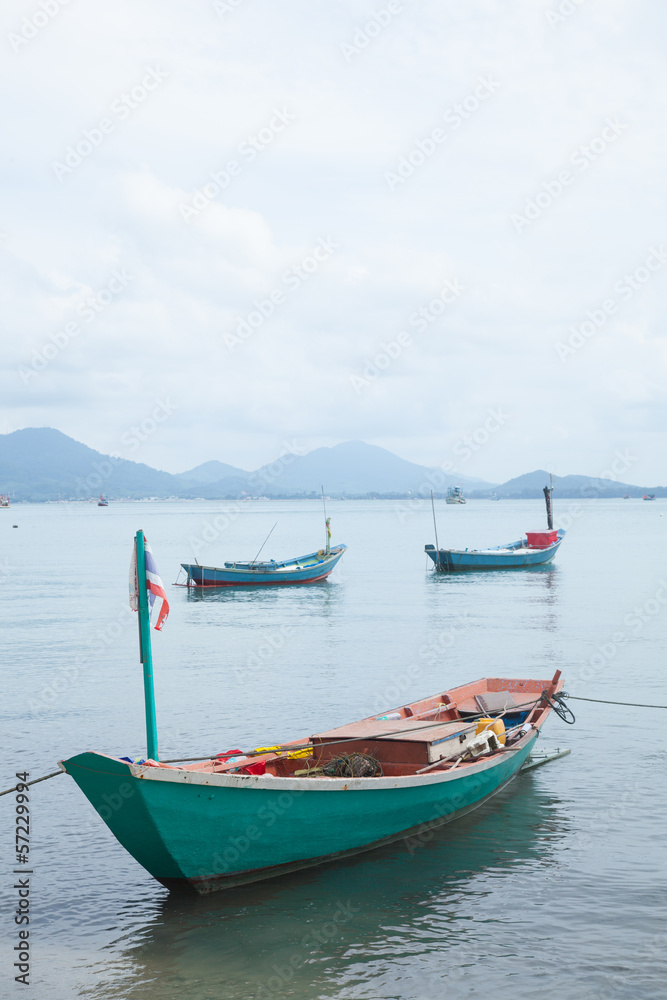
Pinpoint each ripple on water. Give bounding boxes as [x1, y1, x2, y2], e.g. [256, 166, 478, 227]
[4, 500, 667, 999]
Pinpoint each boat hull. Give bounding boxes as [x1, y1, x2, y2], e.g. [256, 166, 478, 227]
[61, 734, 537, 893]
[181, 545, 346, 587]
[426, 531, 564, 571]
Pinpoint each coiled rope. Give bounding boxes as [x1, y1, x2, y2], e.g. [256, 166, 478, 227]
[541, 690, 576, 724]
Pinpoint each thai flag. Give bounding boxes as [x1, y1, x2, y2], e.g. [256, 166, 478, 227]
[130, 536, 170, 631]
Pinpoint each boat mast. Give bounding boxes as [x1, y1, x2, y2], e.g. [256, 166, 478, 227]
[250, 522, 277, 565]
[543, 474, 554, 530]
[322, 486, 330, 555]
[134, 529, 159, 761]
[430, 491, 441, 569]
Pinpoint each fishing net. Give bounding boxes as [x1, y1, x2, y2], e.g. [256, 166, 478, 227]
[322, 753, 383, 778]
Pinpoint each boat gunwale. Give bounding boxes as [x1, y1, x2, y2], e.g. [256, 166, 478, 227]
[175, 573, 336, 588]
[182, 544, 346, 576]
[60, 729, 541, 793]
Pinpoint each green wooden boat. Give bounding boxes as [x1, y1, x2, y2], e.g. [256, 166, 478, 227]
[59, 531, 569, 894]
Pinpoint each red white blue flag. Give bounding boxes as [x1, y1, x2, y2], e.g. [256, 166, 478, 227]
[130, 536, 170, 631]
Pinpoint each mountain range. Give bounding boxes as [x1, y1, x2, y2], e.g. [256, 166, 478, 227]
[469, 471, 665, 500]
[0, 428, 663, 501]
[0, 429, 488, 501]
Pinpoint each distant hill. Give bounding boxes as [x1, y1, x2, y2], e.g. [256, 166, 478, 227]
[0, 429, 491, 501]
[0, 428, 181, 501]
[2, 430, 661, 501]
[180, 460, 247, 483]
[243, 441, 489, 497]
[469, 469, 666, 499]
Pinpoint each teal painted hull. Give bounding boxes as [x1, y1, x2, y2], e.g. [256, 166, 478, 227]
[61, 733, 537, 893]
[181, 545, 346, 587]
[425, 529, 565, 571]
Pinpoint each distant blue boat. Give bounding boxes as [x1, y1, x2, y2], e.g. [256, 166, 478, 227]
[425, 530, 565, 571]
[180, 517, 346, 587]
[426, 483, 565, 572]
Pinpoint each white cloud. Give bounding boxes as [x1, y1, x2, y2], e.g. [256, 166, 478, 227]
[1, 0, 667, 482]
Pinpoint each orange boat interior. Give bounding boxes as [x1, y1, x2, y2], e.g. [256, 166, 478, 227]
[152, 672, 563, 780]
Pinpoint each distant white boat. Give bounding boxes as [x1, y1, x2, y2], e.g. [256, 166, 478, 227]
[446, 486, 466, 504]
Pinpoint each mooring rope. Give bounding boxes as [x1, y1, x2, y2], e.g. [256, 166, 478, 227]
[11, 690, 660, 797]
[0, 770, 63, 797]
[565, 694, 667, 710]
[0, 697, 544, 795]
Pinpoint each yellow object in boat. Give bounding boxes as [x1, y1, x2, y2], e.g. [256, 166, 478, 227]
[476, 717, 506, 745]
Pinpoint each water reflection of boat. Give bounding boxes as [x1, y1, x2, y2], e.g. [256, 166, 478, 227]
[88, 775, 569, 1000]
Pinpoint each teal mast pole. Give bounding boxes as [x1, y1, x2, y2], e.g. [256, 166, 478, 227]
[135, 529, 159, 761]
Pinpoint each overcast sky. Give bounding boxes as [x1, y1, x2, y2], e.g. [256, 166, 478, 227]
[2, 0, 666, 483]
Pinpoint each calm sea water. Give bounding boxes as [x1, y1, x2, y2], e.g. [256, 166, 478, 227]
[2, 498, 666, 1000]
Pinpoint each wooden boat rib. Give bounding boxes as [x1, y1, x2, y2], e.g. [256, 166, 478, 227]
[60, 670, 566, 894]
